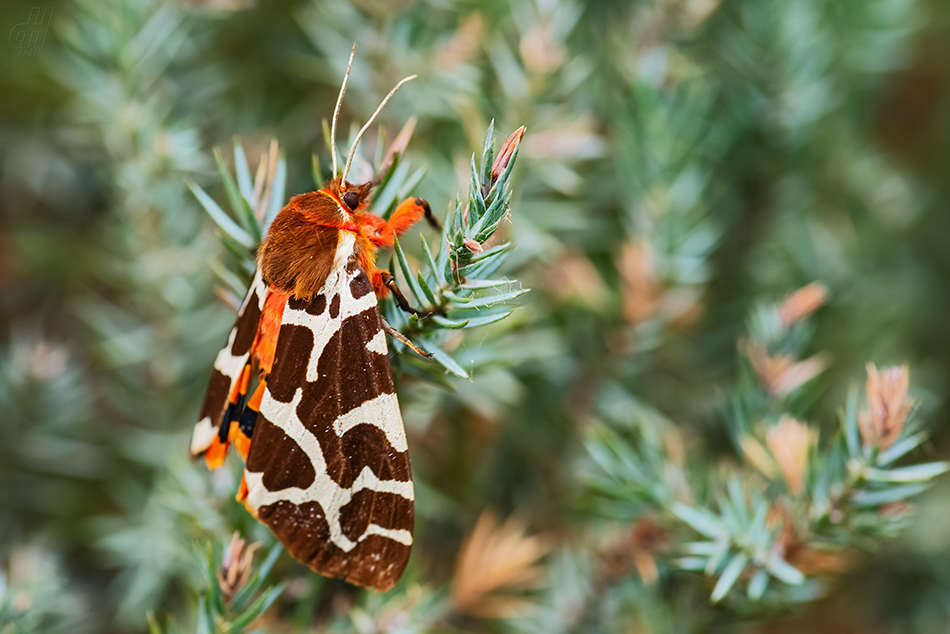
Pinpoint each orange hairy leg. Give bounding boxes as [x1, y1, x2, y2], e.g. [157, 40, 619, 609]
[360, 197, 436, 248]
[350, 231, 428, 316]
[352, 197, 438, 301]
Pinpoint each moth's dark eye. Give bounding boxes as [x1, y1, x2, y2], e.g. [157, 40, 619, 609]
[343, 191, 360, 210]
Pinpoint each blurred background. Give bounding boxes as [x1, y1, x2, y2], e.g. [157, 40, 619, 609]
[3, 0, 950, 632]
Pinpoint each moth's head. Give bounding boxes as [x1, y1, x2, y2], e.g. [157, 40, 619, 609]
[325, 176, 373, 218]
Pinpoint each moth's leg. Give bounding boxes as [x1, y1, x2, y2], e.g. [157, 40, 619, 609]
[369, 197, 439, 247]
[377, 270, 433, 318]
[415, 197, 442, 232]
[380, 316, 433, 358]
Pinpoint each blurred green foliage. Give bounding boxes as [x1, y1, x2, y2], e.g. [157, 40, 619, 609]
[3, 0, 950, 632]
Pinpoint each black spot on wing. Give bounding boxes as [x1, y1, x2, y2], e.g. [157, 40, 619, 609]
[287, 295, 309, 311]
[308, 295, 327, 316]
[349, 271, 372, 299]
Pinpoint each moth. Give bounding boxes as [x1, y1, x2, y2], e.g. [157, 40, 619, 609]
[190, 47, 435, 592]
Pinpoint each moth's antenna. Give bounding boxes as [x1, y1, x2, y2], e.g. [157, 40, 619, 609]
[341, 74, 416, 185]
[331, 43, 357, 178]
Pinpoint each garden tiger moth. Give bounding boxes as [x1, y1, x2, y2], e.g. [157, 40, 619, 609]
[191, 45, 434, 592]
